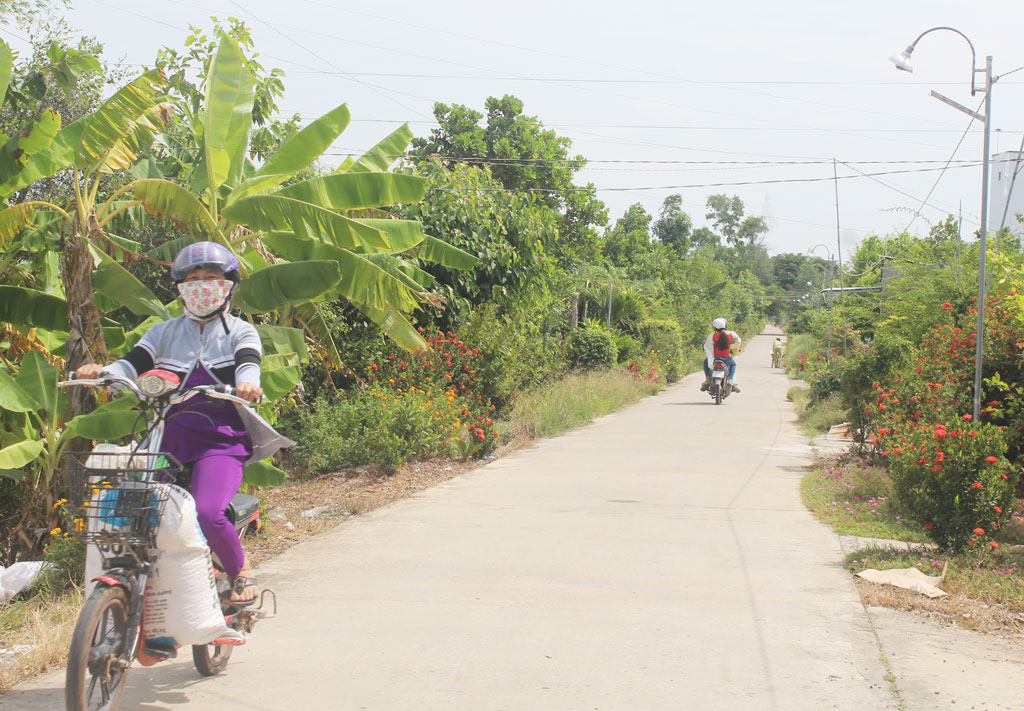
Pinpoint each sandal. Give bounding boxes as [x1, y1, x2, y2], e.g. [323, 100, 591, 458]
[222, 575, 259, 607]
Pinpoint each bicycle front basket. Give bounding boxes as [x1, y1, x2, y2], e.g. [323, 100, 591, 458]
[63, 451, 181, 546]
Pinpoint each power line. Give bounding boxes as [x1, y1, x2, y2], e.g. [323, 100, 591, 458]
[422, 162, 981, 193]
[904, 96, 984, 233]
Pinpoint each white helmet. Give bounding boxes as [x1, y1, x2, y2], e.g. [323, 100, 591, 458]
[712, 317, 727, 330]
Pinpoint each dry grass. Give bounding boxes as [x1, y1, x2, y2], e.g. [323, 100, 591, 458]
[0, 590, 81, 692]
[856, 578, 1024, 638]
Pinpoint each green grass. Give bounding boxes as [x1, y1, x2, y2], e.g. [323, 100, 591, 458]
[801, 456, 928, 542]
[500, 369, 662, 444]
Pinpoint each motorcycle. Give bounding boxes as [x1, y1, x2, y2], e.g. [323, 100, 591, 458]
[59, 369, 276, 711]
[708, 357, 733, 405]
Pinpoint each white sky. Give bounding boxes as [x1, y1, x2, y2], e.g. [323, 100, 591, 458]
[4, 0, 1023, 259]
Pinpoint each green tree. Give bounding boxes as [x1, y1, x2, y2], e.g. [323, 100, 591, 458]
[652, 194, 692, 254]
[705, 194, 768, 248]
[603, 203, 652, 267]
[409, 94, 606, 267]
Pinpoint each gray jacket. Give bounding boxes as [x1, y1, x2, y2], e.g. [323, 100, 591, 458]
[105, 314, 294, 463]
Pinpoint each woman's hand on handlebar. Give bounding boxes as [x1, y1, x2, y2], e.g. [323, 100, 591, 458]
[235, 382, 263, 403]
[75, 363, 106, 379]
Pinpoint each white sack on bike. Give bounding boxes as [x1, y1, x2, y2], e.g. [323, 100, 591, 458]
[143, 485, 243, 647]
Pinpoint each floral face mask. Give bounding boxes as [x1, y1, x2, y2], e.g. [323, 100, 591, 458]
[177, 279, 233, 320]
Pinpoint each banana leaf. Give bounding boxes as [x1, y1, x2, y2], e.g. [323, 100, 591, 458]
[15, 350, 64, 419]
[345, 123, 413, 174]
[0, 370, 42, 412]
[5, 116, 86, 197]
[260, 364, 301, 401]
[242, 458, 287, 487]
[64, 397, 146, 440]
[260, 232, 421, 312]
[0, 439, 44, 476]
[0, 203, 36, 246]
[355, 303, 428, 353]
[77, 68, 167, 171]
[253, 103, 351, 179]
[274, 172, 425, 211]
[0, 109, 60, 186]
[132, 178, 222, 240]
[234, 260, 342, 313]
[256, 324, 309, 365]
[0, 285, 69, 331]
[223, 194, 389, 251]
[199, 35, 253, 195]
[93, 253, 172, 320]
[413, 234, 478, 270]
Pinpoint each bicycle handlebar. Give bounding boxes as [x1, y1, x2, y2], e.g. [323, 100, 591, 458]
[58, 376, 258, 407]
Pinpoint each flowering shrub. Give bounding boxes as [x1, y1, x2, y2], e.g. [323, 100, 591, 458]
[878, 416, 1015, 550]
[854, 293, 1024, 550]
[620, 350, 663, 385]
[292, 328, 501, 474]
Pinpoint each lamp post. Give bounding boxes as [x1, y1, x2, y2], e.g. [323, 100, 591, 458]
[890, 27, 994, 421]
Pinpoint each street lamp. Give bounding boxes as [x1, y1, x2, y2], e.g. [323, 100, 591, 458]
[889, 26, 994, 421]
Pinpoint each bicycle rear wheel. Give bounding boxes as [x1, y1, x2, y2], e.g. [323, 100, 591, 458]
[66, 586, 132, 711]
[192, 640, 233, 676]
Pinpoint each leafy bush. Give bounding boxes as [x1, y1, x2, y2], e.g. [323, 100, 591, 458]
[567, 327, 616, 371]
[457, 301, 565, 404]
[612, 332, 641, 364]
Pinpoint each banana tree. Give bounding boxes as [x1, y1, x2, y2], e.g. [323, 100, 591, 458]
[0, 351, 148, 556]
[0, 59, 173, 422]
[123, 34, 476, 359]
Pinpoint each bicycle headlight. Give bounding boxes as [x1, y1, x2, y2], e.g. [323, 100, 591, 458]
[135, 369, 180, 397]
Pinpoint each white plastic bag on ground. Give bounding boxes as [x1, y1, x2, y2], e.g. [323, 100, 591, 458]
[0, 562, 50, 601]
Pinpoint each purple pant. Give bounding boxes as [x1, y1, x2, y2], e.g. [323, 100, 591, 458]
[192, 454, 246, 576]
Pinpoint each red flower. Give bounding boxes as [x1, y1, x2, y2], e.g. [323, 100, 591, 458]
[370, 363, 378, 371]
[968, 431, 978, 439]
[1000, 473, 1009, 480]
[962, 413, 973, 421]
[985, 456, 998, 463]
[971, 482, 983, 490]
[994, 505, 1003, 514]
[990, 541, 1000, 549]
[973, 527, 986, 536]
[924, 523, 934, 530]
[931, 465, 943, 472]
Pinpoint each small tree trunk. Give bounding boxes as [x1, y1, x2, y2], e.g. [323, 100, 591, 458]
[569, 294, 578, 331]
[62, 213, 108, 422]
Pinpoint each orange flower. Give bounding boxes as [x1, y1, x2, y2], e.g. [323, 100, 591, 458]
[973, 527, 986, 536]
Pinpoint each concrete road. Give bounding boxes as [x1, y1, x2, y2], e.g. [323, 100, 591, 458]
[5, 328, 1009, 710]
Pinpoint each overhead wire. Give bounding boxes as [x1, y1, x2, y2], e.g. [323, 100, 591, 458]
[903, 95, 985, 234]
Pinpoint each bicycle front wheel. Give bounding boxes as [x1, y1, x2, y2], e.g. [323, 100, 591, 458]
[66, 586, 132, 711]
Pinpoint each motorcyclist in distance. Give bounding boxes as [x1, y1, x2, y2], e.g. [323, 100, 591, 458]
[700, 318, 741, 392]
